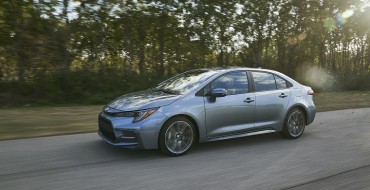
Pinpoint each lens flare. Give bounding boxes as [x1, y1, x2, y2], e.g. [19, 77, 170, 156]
[298, 32, 307, 41]
[342, 9, 354, 18]
[288, 37, 298, 46]
[334, 9, 354, 26]
[288, 32, 307, 46]
[335, 12, 347, 25]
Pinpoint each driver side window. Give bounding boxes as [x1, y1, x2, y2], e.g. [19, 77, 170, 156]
[208, 72, 249, 96]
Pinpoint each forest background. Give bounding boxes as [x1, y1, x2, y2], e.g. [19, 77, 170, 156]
[1, 0, 370, 106]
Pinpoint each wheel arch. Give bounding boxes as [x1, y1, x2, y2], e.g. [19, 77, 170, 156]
[285, 104, 308, 124]
[158, 114, 200, 147]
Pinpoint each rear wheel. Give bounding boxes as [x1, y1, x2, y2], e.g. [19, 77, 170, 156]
[281, 108, 306, 139]
[159, 117, 195, 156]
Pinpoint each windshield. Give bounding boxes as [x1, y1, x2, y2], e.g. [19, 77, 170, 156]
[153, 70, 218, 95]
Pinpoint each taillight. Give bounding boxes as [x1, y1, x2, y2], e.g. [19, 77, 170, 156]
[307, 89, 314, 95]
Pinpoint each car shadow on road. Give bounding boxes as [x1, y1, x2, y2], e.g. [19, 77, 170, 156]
[81, 132, 307, 160]
[82, 139, 163, 160]
[191, 133, 283, 153]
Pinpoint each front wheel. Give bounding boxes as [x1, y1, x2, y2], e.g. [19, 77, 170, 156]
[281, 108, 306, 139]
[159, 117, 195, 156]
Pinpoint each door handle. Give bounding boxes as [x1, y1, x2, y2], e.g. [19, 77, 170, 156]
[279, 93, 288, 98]
[244, 98, 255, 103]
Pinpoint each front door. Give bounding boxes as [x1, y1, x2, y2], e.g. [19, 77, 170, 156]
[204, 71, 255, 138]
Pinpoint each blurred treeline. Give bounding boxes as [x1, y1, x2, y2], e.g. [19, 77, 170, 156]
[1, 0, 370, 106]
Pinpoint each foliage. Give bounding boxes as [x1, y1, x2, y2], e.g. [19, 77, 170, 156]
[0, 0, 370, 105]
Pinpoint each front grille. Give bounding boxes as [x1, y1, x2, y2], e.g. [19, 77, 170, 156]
[99, 116, 115, 142]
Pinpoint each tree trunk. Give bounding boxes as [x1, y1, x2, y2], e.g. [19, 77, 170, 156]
[318, 42, 326, 68]
[14, 0, 25, 81]
[157, 14, 166, 76]
[138, 26, 146, 76]
[256, 29, 263, 68]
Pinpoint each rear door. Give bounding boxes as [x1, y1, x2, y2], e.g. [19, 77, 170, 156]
[250, 71, 291, 130]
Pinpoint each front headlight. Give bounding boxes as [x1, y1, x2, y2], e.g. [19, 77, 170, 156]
[132, 108, 159, 123]
[103, 107, 159, 123]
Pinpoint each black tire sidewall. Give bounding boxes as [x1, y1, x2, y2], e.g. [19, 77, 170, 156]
[159, 116, 195, 156]
[281, 108, 306, 139]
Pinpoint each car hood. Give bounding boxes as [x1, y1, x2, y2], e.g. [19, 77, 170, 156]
[107, 90, 181, 111]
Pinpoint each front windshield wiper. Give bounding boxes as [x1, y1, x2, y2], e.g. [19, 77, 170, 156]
[152, 88, 180, 95]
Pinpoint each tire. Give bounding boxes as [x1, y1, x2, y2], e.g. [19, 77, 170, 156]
[281, 108, 306, 139]
[159, 116, 195, 156]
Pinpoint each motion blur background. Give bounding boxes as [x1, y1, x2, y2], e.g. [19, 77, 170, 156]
[1, 0, 370, 106]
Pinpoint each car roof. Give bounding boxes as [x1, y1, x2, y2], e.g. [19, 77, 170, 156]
[196, 67, 299, 86]
[200, 67, 279, 74]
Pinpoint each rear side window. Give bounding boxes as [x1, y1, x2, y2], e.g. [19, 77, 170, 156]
[251, 72, 292, 91]
[252, 72, 276, 91]
[275, 75, 288, 90]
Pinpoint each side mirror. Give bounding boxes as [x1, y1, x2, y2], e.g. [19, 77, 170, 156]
[211, 88, 227, 98]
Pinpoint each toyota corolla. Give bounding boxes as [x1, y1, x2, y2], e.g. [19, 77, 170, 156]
[98, 67, 316, 156]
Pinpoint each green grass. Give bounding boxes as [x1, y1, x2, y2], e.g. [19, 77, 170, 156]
[0, 91, 369, 141]
[0, 105, 102, 140]
[314, 91, 370, 112]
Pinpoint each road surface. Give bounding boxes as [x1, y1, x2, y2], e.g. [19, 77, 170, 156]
[1, 108, 370, 190]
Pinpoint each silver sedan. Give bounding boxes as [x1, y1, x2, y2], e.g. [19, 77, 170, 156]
[98, 68, 316, 156]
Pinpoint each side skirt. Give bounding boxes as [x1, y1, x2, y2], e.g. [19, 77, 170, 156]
[207, 129, 277, 142]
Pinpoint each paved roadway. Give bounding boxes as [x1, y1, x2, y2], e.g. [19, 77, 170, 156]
[1, 108, 370, 190]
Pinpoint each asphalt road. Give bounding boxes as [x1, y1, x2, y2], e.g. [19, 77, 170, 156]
[1, 108, 370, 190]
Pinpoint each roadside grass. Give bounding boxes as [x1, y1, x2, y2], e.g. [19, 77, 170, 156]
[0, 105, 102, 140]
[0, 91, 369, 141]
[314, 91, 370, 112]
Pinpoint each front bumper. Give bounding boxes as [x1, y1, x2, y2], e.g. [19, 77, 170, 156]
[98, 130, 142, 149]
[97, 110, 167, 149]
